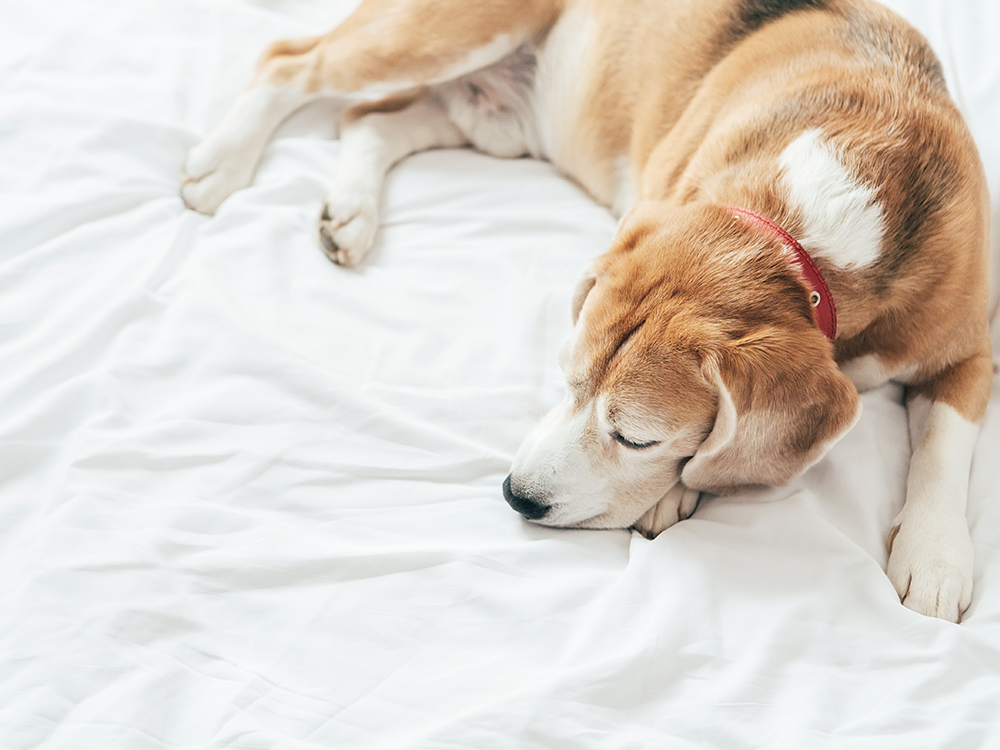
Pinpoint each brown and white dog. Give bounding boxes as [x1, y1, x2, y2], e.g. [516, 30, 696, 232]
[182, 0, 992, 621]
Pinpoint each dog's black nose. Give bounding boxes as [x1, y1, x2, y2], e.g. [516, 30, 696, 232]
[502, 475, 550, 520]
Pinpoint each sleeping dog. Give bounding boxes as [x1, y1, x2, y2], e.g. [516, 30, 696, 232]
[182, 0, 992, 622]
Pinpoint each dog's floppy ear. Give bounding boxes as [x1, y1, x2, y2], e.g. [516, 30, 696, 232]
[681, 329, 861, 493]
[570, 261, 600, 324]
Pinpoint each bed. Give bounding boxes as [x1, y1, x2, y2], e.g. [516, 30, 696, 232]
[2, 0, 999, 747]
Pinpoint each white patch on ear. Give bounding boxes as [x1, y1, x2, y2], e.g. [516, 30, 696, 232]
[780, 129, 885, 269]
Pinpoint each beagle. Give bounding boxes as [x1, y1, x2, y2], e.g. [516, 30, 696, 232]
[182, 0, 993, 622]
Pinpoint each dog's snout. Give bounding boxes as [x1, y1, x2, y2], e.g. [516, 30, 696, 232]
[502, 474, 550, 520]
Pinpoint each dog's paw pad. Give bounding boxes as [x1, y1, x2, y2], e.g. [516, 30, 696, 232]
[886, 514, 973, 622]
[317, 195, 378, 266]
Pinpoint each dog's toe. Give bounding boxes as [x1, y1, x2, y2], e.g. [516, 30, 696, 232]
[318, 221, 347, 264]
[181, 164, 254, 215]
[181, 139, 257, 215]
[632, 484, 699, 538]
[317, 195, 378, 266]
[886, 512, 973, 622]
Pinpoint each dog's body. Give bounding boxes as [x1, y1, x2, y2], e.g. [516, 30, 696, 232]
[182, 0, 992, 622]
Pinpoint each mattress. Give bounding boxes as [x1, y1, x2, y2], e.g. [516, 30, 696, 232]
[2, 0, 999, 747]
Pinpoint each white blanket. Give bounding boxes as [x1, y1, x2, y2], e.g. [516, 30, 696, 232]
[2, 1, 999, 747]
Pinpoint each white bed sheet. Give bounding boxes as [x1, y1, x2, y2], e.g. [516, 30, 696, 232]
[2, 1, 999, 748]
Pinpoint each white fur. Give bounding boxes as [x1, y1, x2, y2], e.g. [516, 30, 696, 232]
[319, 97, 466, 265]
[532, 9, 591, 162]
[508, 390, 691, 529]
[438, 45, 540, 159]
[840, 355, 920, 392]
[183, 86, 317, 214]
[508, 394, 608, 526]
[887, 397, 980, 621]
[780, 129, 885, 269]
[840, 355, 891, 392]
[529, 8, 621, 205]
[632, 484, 701, 538]
[612, 156, 639, 218]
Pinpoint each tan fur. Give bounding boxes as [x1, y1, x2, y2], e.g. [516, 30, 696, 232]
[341, 89, 427, 124]
[255, 0, 563, 92]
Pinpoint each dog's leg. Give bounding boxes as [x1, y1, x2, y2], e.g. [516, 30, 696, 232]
[183, 0, 557, 214]
[319, 96, 467, 266]
[182, 84, 319, 214]
[886, 350, 993, 622]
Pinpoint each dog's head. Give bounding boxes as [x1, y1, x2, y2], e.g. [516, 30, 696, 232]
[504, 201, 861, 530]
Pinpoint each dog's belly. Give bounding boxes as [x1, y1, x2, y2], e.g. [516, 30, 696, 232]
[437, 8, 625, 213]
[438, 44, 542, 160]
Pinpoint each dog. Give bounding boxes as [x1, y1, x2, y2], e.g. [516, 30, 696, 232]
[182, 0, 992, 622]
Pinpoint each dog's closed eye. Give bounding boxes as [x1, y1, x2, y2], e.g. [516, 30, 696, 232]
[611, 431, 660, 450]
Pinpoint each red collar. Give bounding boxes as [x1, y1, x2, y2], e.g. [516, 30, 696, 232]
[727, 206, 837, 342]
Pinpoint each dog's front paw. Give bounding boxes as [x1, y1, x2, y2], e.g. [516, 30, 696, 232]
[632, 484, 700, 539]
[886, 510, 973, 622]
[181, 141, 256, 215]
[317, 192, 379, 266]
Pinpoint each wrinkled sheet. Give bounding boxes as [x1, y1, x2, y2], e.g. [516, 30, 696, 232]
[2, 1, 999, 747]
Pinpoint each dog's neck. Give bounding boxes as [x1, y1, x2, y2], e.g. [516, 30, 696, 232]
[727, 206, 837, 342]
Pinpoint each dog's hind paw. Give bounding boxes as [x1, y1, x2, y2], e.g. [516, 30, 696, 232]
[181, 142, 256, 215]
[317, 192, 379, 266]
[181, 135, 256, 215]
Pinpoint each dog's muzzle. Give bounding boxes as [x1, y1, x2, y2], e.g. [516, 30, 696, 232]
[502, 474, 550, 520]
